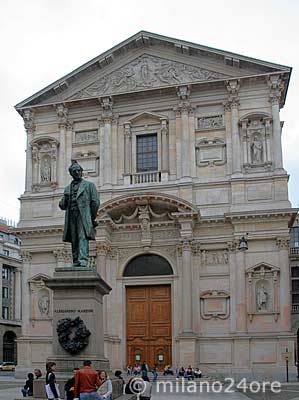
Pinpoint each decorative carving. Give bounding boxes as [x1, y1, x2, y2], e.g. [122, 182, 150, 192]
[197, 115, 224, 130]
[38, 292, 50, 316]
[201, 250, 228, 265]
[225, 80, 240, 109]
[68, 55, 227, 100]
[22, 109, 35, 134]
[268, 75, 284, 106]
[195, 138, 226, 167]
[200, 290, 230, 320]
[276, 237, 290, 250]
[75, 130, 99, 143]
[227, 241, 238, 252]
[56, 104, 68, 128]
[118, 248, 139, 263]
[20, 251, 32, 263]
[57, 317, 91, 354]
[247, 263, 280, 321]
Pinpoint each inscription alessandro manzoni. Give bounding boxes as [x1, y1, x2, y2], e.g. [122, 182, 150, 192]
[54, 309, 93, 313]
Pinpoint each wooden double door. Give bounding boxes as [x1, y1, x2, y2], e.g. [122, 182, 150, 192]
[126, 285, 172, 371]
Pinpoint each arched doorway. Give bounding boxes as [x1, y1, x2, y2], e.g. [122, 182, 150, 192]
[125, 254, 173, 371]
[3, 331, 17, 363]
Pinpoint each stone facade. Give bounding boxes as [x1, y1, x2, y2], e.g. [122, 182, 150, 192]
[14, 31, 295, 380]
[0, 219, 22, 363]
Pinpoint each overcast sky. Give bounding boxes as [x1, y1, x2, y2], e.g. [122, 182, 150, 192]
[0, 0, 298, 223]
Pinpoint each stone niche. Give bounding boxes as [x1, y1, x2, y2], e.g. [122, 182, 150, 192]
[28, 274, 52, 321]
[240, 113, 273, 172]
[246, 263, 280, 321]
[31, 137, 59, 191]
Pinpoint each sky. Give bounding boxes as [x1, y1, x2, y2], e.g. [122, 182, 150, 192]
[0, 0, 298, 223]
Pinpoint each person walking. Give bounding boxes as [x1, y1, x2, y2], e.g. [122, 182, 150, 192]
[97, 370, 112, 400]
[45, 362, 60, 400]
[73, 360, 102, 400]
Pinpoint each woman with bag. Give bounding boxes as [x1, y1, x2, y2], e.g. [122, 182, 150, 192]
[45, 362, 61, 400]
[97, 370, 112, 400]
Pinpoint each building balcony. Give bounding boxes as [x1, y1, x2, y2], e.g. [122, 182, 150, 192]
[292, 304, 299, 313]
[290, 247, 299, 259]
[124, 171, 163, 185]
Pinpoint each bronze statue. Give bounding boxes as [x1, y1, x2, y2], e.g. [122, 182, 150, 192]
[59, 161, 99, 267]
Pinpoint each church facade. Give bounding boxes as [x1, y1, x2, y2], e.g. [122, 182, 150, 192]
[15, 32, 295, 379]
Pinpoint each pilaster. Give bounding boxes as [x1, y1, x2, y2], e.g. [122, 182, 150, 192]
[99, 96, 113, 187]
[123, 122, 132, 185]
[20, 251, 32, 335]
[56, 104, 68, 186]
[176, 86, 192, 182]
[226, 80, 241, 176]
[23, 109, 35, 193]
[276, 237, 291, 330]
[268, 75, 284, 172]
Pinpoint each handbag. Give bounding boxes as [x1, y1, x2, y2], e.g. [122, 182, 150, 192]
[45, 373, 60, 399]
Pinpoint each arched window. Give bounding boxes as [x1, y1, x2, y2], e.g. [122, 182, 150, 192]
[3, 331, 17, 363]
[124, 254, 173, 277]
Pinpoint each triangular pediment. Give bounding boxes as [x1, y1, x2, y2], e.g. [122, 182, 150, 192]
[16, 31, 291, 110]
[66, 54, 229, 101]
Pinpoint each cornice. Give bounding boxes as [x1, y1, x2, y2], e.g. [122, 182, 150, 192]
[14, 225, 63, 236]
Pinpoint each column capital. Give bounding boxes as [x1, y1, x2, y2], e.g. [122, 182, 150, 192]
[20, 250, 32, 263]
[276, 236, 290, 250]
[100, 96, 113, 123]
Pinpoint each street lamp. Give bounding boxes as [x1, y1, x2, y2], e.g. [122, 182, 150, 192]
[238, 236, 248, 251]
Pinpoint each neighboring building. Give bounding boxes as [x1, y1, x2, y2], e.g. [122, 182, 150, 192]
[14, 31, 296, 379]
[290, 215, 299, 325]
[0, 218, 22, 363]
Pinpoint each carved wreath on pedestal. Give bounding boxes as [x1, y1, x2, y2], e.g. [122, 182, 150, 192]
[57, 317, 91, 354]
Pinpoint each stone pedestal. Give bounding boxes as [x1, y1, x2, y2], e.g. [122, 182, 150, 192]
[45, 267, 111, 373]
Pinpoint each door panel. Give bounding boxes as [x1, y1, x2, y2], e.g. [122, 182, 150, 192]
[126, 285, 172, 371]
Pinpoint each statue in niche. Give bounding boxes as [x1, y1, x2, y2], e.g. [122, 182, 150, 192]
[40, 156, 51, 182]
[38, 293, 50, 316]
[251, 135, 263, 163]
[257, 284, 268, 311]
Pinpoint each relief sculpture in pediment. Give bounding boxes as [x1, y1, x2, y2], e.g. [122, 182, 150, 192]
[68, 55, 227, 100]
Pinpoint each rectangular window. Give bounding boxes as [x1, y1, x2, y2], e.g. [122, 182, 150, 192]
[2, 268, 9, 280]
[292, 267, 299, 278]
[2, 287, 8, 299]
[3, 249, 9, 257]
[290, 227, 299, 247]
[136, 134, 158, 172]
[292, 280, 299, 292]
[2, 306, 9, 320]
